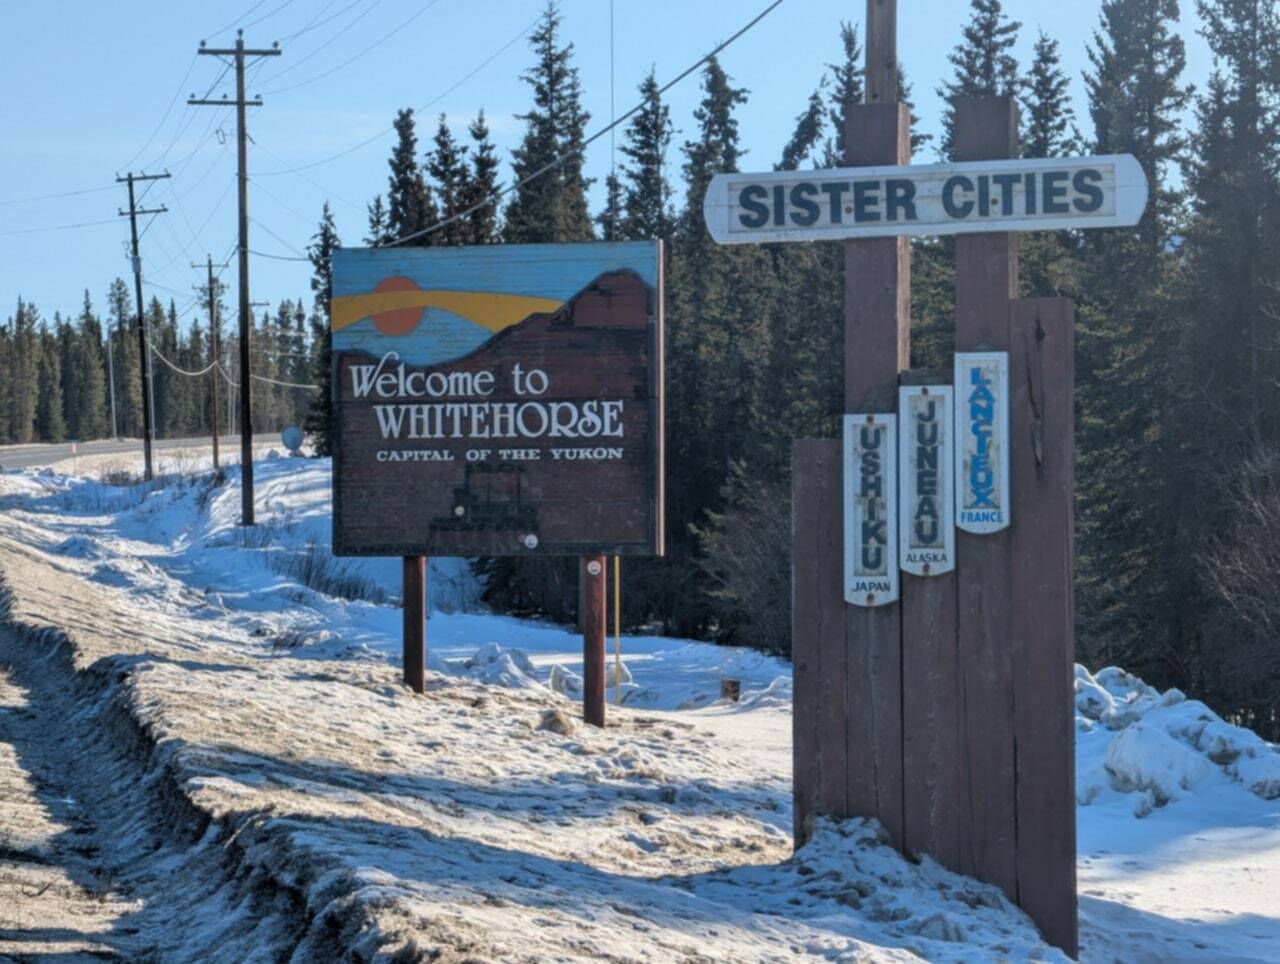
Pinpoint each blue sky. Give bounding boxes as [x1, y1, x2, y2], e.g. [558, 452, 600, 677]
[0, 0, 1214, 330]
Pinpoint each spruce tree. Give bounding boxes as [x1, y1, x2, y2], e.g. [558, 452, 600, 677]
[619, 69, 674, 241]
[365, 194, 390, 246]
[427, 114, 471, 246]
[9, 300, 39, 443]
[465, 111, 502, 243]
[304, 202, 341, 456]
[596, 172, 623, 240]
[1076, 0, 1191, 676]
[937, 0, 1024, 158]
[72, 292, 108, 439]
[386, 109, 437, 245]
[778, 88, 825, 171]
[504, 1, 594, 243]
[1023, 31, 1079, 158]
[1170, 0, 1280, 718]
[34, 321, 65, 442]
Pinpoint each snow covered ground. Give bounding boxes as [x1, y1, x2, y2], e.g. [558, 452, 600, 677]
[0, 454, 1276, 961]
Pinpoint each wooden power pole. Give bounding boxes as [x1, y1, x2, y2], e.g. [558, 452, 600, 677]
[195, 255, 228, 469]
[189, 30, 281, 524]
[117, 171, 169, 481]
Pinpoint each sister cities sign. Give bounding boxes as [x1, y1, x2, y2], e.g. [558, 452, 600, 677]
[330, 241, 663, 557]
[703, 154, 1148, 243]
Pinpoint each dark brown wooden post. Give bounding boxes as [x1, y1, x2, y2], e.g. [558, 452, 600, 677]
[581, 555, 607, 727]
[901, 373, 963, 870]
[792, 438, 846, 844]
[952, 96, 1020, 896]
[402, 556, 426, 694]
[1010, 298, 1079, 956]
[839, 99, 911, 850]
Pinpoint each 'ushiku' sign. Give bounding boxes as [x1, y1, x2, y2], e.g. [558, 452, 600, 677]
[703, 154, 1148, 244]
[954, 353, 1009, 534]
[843, 414, 897, 606]
[330, 241, 663, 557]
[899, 385, 954, 575]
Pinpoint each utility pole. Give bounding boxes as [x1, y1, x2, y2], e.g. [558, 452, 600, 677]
[195, 255, 229, 469]
[189, 30, 281, 525]
[105, 327, 118, 440]
[117, 171, 170, 481]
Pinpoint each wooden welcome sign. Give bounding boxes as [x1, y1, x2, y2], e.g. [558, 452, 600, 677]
[330, 242, 664, 558]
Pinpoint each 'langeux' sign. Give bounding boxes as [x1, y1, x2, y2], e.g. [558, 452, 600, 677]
[330, 241, 663, 557]
[954, 352, 1009, 534]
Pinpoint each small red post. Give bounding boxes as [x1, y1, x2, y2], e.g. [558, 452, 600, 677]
[581, 555, 607, 726]
[403, 556, 426, 694]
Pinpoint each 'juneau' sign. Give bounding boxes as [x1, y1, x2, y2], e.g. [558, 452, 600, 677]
[844, 414, 898, 606]
[954, 353, 1009, 534]
[899, 385, 954, 575]
[703, 154, 1148, 245]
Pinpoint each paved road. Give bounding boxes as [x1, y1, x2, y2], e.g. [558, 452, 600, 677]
[0, 433, 284, 470]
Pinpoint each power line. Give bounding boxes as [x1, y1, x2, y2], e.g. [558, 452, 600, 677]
[260, 0, 382, 83]
[258, 0, 440, 96]
[386, 0, 787, 247]
[254, 12, 537, 177]
[249, 216, 307, 257]
[0, 185, 117, 207]
[279, 0, 348, 42]
[249, 248, 309, 262]
[0, 217, 120, 237]
[240, 0, 296, 33]
[117, 55, 199, 173]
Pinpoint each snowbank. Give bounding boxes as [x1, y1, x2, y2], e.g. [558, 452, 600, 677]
[1075, 664, 1280, 812]
[2, 458, 1279, 961]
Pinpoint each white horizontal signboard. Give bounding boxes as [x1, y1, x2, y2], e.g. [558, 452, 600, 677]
[844, 414, 898, 606]
[954, 353, 1010, 534]
[899, 385, 954, 575]
[704, 154, 1148, 244]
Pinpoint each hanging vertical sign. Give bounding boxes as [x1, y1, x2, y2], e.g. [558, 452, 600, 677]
[843, 414, 898, 606]
[899, 385, 955, 574]
[954, 352, 1010, 534]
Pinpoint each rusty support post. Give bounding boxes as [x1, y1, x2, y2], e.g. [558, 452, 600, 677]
[581, 555, 607, 727]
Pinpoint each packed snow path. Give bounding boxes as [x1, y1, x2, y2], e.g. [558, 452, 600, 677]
[0, 647, 139, 960]
[0, 456, 1276, 960]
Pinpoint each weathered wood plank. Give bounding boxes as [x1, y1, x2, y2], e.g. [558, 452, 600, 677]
[953, 96, 1019, 896]
[901, 568, 962, 868]
[791, 439, 846, 843]
[1010, 298, 1078, 957]
[838, 101, 910, 849]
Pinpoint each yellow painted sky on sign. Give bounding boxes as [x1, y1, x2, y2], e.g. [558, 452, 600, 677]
[331, 289, 565, 333]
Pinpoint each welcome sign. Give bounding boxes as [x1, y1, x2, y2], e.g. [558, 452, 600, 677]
[330, 242, 663, 557]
